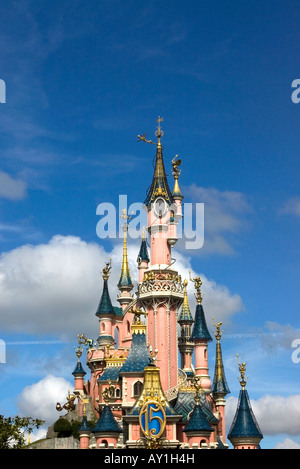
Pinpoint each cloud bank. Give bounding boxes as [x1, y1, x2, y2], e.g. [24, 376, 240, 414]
[0, 235, 244, 340]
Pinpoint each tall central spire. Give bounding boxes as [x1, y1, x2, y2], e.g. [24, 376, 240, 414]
[143, 117, 173, 207]
[117, 209, 133, 290]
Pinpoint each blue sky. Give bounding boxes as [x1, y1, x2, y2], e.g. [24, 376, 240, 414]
[0, 0, 300, 449]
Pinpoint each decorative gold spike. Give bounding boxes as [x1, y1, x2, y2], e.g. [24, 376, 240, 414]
[172, 155, 182, 179]
[189, 270, 204, 304]
[212, 317, 223, 341]
[236, 353, 248, 390]
[102, 259, 112, 280]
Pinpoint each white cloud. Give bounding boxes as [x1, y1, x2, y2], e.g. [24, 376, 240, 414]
[274, 438, 300, 449]
[0, 235, 244, 339]
[279, 197, 300, 217]
[173, 249, 244, 326]
[17, 374, 73, 425]
[0, 171, 27, 200]
[183, 185, 252, 255]
[226, 394, 300, 437]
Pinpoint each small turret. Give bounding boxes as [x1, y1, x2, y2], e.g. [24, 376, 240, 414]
[183, 379, 214, 448]
[137, 229, 150, 283]
[96, 260, 115, 347]
[178, 280, 194, 374]
[190, 274, 212, 392]
[72, 337, 87, 394]
[211, 318, 230, 446]
[91, 387, 123, 448]
[227, 355, 263, 449]
[117, 210, 134, 309]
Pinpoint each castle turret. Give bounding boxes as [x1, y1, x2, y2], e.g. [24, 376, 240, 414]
[95, 260, 116, 348]
[183, 390, 214, 449]
[228, 356, 263, 449]
[117, 209, 134, 309]
[91, 398, 123, 448]
[78, 411, 91, 449]
[137, 230, 150, 283]
[190, 275, 212, 392]
[137, 118, 185, 392]
[178, 280, 194, 374]
[211, 318, 230, 445]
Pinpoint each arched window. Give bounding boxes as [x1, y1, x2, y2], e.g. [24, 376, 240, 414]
[127, 320, 131, 335]
[133, 381, 143, 398]
[114, 326, 119, 349]
[101, 440, 108, 448]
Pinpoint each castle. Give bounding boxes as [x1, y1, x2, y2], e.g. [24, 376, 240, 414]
[42, 119, 263, 450]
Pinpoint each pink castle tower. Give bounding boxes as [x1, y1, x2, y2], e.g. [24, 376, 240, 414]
[137, 118, 185, 393]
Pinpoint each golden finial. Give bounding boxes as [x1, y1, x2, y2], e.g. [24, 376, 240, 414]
[133, 307, 146, 324]
[212, 317, 223, 341]
[236, 353, 248, 390]
[120, 208, 133, 234]
[189, 270, 204, 304]
[75, 333, 92, 360]
[155, 116, 164, 141]
[172, 155, 182, 179]
[148, 345, 159, 365]
[102, 259, 112, 280]
[191, 374, 203, 405]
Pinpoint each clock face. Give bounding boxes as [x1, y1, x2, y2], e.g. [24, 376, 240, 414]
[154, 197, 167, 217]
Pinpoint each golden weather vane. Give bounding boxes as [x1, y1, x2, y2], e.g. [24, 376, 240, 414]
[120, 208, 133, 233]
[236, 353, 248, 390]
[172, 154, 182, 179]
[137, 116, 164, 145]
[189, 270, 204, 304]
[102, 259, 112, 280]
[212, 317, 223, 341]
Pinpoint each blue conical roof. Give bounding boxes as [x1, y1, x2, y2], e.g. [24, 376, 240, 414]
[95, 279, 115, 317]
[191, 304, 213, 342]
[183, 403, 214, 434]
[72, 360, 86, 377]
[228, 388, 263, 440]
[119, 330, 150, 373]
[78, 415, 91, 433]
[137, 238, 150, 263]
[91, 405, 122, 434]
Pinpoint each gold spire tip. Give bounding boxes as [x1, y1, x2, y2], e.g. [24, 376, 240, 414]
[236, 353, 248, 390]
[102, 259, 112, 280]
[212, 317, 223, 341]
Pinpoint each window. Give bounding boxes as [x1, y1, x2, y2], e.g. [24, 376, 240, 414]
[133, 381, 143, 398]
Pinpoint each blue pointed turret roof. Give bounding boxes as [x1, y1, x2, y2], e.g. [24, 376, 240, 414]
[91, 405, 122, 434]
[137, 237, 150, 263]
[95, 278, 115, 317]
[173, 391, 219, 425]
[183, 402, 214, 434]
[228, 388, 263, 440]
[119, 325, 150, 374]
[191, 304, 213, 342]
[72, 360, 86, 377]
[78, 415, 91, 433]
